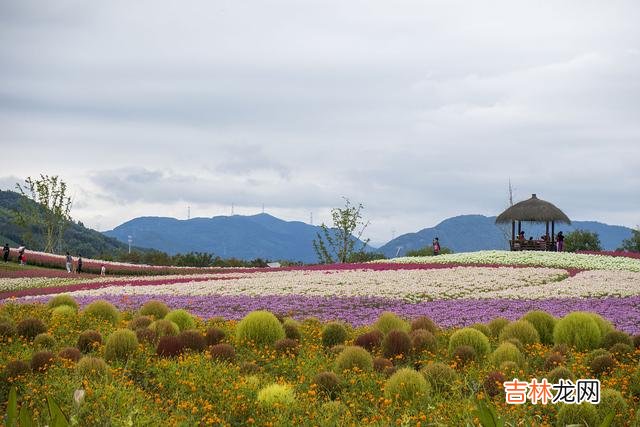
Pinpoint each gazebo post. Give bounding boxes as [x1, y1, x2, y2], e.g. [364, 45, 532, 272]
[545, 221, 549, 250]
[517, 221, 521, 235]
[511, 221, 515, 242]
[551, 221, 555, 244]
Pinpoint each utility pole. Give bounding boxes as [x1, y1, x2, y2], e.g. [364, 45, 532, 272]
[231, 203, 234, 215]
[187, 206, 191, 220]
[391, 228, 396, 240]
[262, 203, 265, 214]
[310, 212, 313, 225]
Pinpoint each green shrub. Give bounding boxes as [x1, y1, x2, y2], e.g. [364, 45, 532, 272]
[17, 317, 47, 340]
[164, 309, 196, 332]
[553, 312, 602, 351]
[483, 371, 506, 397]
[317, 401, 351, 427]
[76, 356, 109, 380]
[410, 316, 438, 334]
[633, 334, 640, 349]
[314, 371, 342, 399]
[382, 330, 412, 359]
[0, 320, 16, 338]
[139, 300, 170, 319]
[384, 368, 430, 403]
[77, 330, 103, 353]
[179, 329, 206, 352]
[83, 300, 120, 326]
[586, 312, 614, 337]
[150, 319, 180, 338]
[602, 330, 632, 349]
[51, 305, 76, 321]
[499, 320, 540, 346]
[236, 310, 285, 345]
[585, 349, 610, 365]
[499, 361, 519, 377]
[598, 389, 627, 427]
[608, 343, 633, 361]
[31, 351, 55, 372]
[283, 319, 301, 340]
[321, 322, 348, 347]
[448, 328, 490, 357]
[490, 342, 524, 367]
[136, 328, 156, 344]
[47, 294, 78, 311]
[128, 316, 153, 331]
[521, 310, 556, 344]
[4, 360, 30, 379]
[631, 370, 640, 397]
[374, 312, 409, 334]
[556, 403, 599, 427]
[104, 329, 138, 361]
[504, 338, 524, 352]
[334, 346, 373, 373]
[410, 329, 437, 353]
[590, 354, 614, 376]
[420, 362, 457, 395]
[487, 317, 510, 337]
[275, 338, 299, 355]
[257, 383, 295, 407]
[33, 333, 56, 350]
[58, 347, 81, 362]
[469, 323, 491, 337]
[547, 366, 575, 383]
[354, 330, 384, 351]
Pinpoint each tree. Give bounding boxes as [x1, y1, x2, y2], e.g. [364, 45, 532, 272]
[564, 229, 601, 252]
[619, 227, 640, 252]
[313, 198, 370, 264]
[14, 175, 72, 253]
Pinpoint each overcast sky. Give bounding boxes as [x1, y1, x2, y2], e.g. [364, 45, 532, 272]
[1, 0, 639, 246]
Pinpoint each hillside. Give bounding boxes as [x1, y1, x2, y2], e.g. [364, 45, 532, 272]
[378, 215, 634, 257]
[0, 190, 145, 258]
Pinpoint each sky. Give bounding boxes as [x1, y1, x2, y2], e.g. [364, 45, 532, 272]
[0, 0, 639, 247]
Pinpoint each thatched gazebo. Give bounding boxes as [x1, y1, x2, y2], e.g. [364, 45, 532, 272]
[495, 193, 571, 251]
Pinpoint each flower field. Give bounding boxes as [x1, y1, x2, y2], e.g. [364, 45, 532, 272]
[1, 250, 640, 425]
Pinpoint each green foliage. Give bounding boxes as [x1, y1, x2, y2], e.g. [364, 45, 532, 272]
[602, 330, 632, 348]
[586, 312, 614, 337]
[16, 317, 47, 340]
[172, 251, 216, 267]
[282, 319, 301, 340]
[598, 389, 627, 426]
[520, 310, 556, 344]
[420, 362, 457, 395]
[374, 311, 409, 334]
[410, 329, 437, 353]
[257, 383, 295, 407]
[128, 315, 153, 331]
[164, 309, 196, 331]
[553, 312, 603, 351]
[405, 246, 453, 257]
[139, 300, 170, 319]
[76, 356, 109, 380]
[490, 342, 524, 367]
[382, 330, 412, 358]
[0, 320, 17, 338]
[564, 229, 602, 252]
[313, 371, 342, 399]
[487, 317, 510, 338]
[46, 294, 78, 311]
[33, 333, 57, 350]
[472, 400, 505, 427]
[556, 403, 599, 427]
[346, 251, 386, 263]
[630, 370, 640, 397]
[448, 328, 490, 357]
[547, 366, 575, 383]
[499, 320, 540, 346]
[150, 319, 180, 338]
[383, 368, 430, 403]
[77, 330, 103, 353]
[104, 329, 138, 362]
[235, 310, 285, 345]
[321, 322, 349, 347]
[334, 346, 373, 372]
[619, 226, 640, 252]
[83, 300, 120, 326]
[470, 323, 491, 337]
[312, 197, 370, 264]
[51, 305, 76, 321]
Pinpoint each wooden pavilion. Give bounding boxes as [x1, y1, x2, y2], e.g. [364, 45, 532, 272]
[495, 193, 571, 251]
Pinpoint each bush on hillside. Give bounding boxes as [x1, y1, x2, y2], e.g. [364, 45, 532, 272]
[236, 311, 285, 345]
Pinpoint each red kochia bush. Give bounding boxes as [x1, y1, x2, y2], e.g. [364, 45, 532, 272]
[205, 327, 226, 346]
[382, 330, 412, 359]
[209, 343, 236, 362]
[31, 351, 56, 372]
[354, 330, 384, 351]
[17, 317, 47, 340]
[156, 336, 185, 358]
[483, 371, 506, 397]
[77, 330, 103, 353]
[179, 330, 206, 352]
[59, 347, 82, 362]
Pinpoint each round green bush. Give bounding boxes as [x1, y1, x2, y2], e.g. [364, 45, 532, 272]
[314, 371, 342, 399]
[4, 360, 30, 379]
[317, 401, 352, 426]
[469, 323, 491, 337]
[77, 330, 103, 353]
[76, 356, 109, 380]
[420, 362, 457, 395]
[257, 383, 295, 407]
[585, 349, 610, 365]
[410, 329, 437, 353]
[382, 330, 412, 359]
[16, 317, 47, 340]
[504, 338, 524, 352]
[598, 389, 627, 426]
[410, 316, 438, 334]
[321, 322, 349, 347]
[384, 368, 430, 403]
[33, 333, 56, 350]
[139, 300, 170, 319]
[179, 329, 206, 352]
[547, 366, 575, 383]
[608, 343, 633, 361]
[150, 319, 180, 338]
[556, 403, 599, 427]
[374, 312, 409, 334]
[31, 351, 55, 372]
[83, 300, 120, 326]
[128, 315, 153, 331]
[354, 330, 384, 351]
[602, 330, 632, 349]
[487, 317, 510, 337]
[586, 312, 614, 337]
[334, 346, 373, 373]
[58, 347, 81, 362]
[51, 305, 76, 321]
[235, 310, 285, 345]
[0, 321, 17, 338]
[47, 294, 78, 311]
[491, 342, 525, 367]
[630, 370, 640, 397]
[448, 328, 490, 357]
[553, 312, 602, 351]
[283, 319, 301, 340]
[104, 329, 138, 361]
[499, 320, 540, 346]
[164, 309, 196, 332]
[521, 310, 556, 344]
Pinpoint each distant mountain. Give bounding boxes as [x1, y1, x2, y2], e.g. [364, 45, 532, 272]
[378, 215, 634, 257]
[104, 213, 374, 263]
[0, 190, 144, 258]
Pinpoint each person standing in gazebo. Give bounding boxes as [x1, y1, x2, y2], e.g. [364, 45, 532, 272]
[557, 231, 565, 252]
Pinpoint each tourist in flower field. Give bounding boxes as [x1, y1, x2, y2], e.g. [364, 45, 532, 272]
[557, 231, 565, 252]
[17, 246, 25, 265]
[101, 264, 106, 276]
[77, 254, 83, 273]
[2, 243, 9, 262]
[433, 237, 441, 255]
[65, 252, 72, 273]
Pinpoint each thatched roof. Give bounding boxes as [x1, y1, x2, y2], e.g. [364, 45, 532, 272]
[495, 194, 571, 224]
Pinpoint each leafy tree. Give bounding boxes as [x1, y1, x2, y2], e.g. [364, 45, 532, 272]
[405, 246, 453, 257]
[173, 252, 215, 267]
[313, 198, 370, 264]
[14, 175, 72, 253]
[346, 251, 386, 263]
[619, 227, 640, 252]
[564, 229, 601, 252]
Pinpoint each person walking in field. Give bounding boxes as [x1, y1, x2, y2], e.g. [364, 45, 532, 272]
[557, 231, 565, 252]
[432, 237, 441, 255]
[66, 252, 73, 273]
[77, 254, 83, 273]
[17, 247, 25, 265]
[2, 243, 9, 262]
[100, 264, 106, 276]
